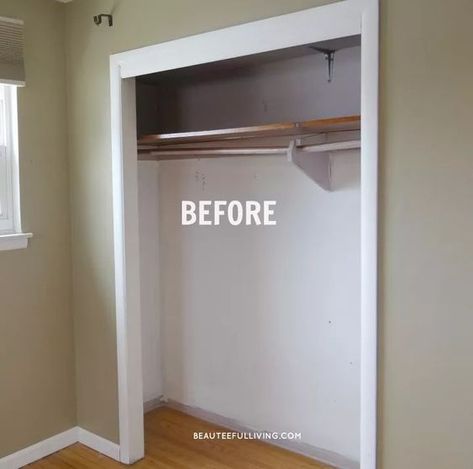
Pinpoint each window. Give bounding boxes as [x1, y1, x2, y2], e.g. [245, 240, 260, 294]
[0, 17, 30, 250]
[0, 84, 30, 250]
[0, 85, 17, 233]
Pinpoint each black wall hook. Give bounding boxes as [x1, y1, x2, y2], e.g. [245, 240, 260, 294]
[94, 14, 113, 27]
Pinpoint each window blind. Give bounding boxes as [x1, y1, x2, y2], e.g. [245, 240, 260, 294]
[0, 17, 24, 85]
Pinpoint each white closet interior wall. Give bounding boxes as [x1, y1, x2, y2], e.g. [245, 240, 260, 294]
[138, 44, 361, 463]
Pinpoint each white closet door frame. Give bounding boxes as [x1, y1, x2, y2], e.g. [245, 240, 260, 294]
[110, 0, 379, 466]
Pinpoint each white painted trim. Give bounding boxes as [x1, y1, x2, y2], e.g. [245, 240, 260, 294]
[0, 86, 24, 233]
[0, 232, 32, 251]
[0, 428, 76, 469]
[77, 428, 120, 461]
[10, 86, 23, 234]
[0, 427, 120, 469]
[114, 2, 361, 79]
[360, 1, 379, 468]
[110, 62, 144, 464]
[110, 1, 379, 467]
[166, 400, 358, 469]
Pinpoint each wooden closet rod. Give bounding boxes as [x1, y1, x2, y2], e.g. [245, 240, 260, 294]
[139, 139, 360, 160]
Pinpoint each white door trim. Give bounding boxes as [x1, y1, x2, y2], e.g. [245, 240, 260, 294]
[110, 0, 378, 466]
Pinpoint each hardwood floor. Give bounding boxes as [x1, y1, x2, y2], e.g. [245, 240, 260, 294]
[27, 407, 331, 468]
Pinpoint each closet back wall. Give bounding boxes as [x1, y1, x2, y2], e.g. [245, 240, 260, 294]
[139, 153, 360, 461]
[137, 46, 360, 133]
[137, 47, 361, 462]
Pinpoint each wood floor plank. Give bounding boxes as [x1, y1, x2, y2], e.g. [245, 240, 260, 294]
[27, 407, 331, 468]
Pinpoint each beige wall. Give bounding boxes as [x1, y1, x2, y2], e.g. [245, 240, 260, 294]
[0, 0, 75, 458]
[63, 0, 473, 468]
[379, 0, 473, 467]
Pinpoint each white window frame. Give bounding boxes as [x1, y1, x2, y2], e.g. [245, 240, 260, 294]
[0, 84, 32, 250]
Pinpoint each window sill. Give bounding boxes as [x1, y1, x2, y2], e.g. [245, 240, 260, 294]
[0, 232, 33, 251]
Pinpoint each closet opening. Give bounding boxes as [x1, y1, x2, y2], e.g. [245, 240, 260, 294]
[110, 2, 378, 467]
[137, 35, 362, 468]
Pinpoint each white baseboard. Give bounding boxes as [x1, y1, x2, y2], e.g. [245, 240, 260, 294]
[144, 395, 165, 414]
[166, 399, 359, 469]
[0, 428, 77, 469]
[0, 427, 120, 469]
[77, 428, 120, 461]
[2, 402, 357, 468]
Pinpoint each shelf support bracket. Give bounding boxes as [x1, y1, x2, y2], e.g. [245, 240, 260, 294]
[287, 140, 331, 191]
[311, 47, 335, 82]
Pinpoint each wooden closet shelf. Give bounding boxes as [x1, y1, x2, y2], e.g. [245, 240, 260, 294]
[138, 115, 360, 147]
